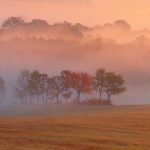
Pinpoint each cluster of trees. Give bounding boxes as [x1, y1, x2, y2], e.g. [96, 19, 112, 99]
[0, 16, 87, 30]
[15, 68, 126, 104]
[1, 17, 48, 28]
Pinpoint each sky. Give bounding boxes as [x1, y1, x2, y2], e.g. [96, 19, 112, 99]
[0, 0, 150, 105]
[0, 0, 150, 29]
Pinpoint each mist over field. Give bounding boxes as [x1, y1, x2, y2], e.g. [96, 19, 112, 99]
[0, 19, 150, 105]
[1, 1, 150, 150]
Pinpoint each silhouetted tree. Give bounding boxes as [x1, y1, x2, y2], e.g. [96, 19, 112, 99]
[15, 70, 30, 104]
[104, 72, 126, 100]
[28, 70, 42, 104]
[29, 19, 49, 27]
[60, 70, 72, 104]
[114, 20, 131, 31]
[49, 75, 63, 104]
[1, 17, 25, 28]
[93, 68, 106, 101]
[39, 74, 50, 104]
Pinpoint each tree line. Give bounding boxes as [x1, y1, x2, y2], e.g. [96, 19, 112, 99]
[14, 68, 126, 104]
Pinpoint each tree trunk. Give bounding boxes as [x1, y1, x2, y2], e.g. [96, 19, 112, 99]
[30, 95, 34, 104]
[42, 92, 45, 104]
[98, 87, 102, 101]
[37, 94, 40, 104]
[66, 97, 68, 104]
[98, 85, 103, 101]
[107, 93, 111, 100]
[56, 95, 59, 104]
[77, 91, 80, 104]
[65, 89, 68, 104]
[45, 98, 48, 104]
[25, 95, 27, 104]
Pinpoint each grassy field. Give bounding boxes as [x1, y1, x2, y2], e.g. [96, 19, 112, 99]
[0, 105, 150, 150]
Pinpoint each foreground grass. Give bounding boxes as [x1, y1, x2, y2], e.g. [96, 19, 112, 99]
[0, 105, 150, 150]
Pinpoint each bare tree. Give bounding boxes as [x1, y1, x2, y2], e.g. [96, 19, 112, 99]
[49, 76, 63, 104]
[15, 70, 30, 104]
[60, 70, 72, 104]
[39, 74, 49, 104]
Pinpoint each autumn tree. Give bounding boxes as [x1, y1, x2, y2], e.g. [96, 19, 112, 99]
[60, 70, 72, 104]
[104, 72, 126, 100]
[0, 77, 5, 104]
[93, 68, 106, 101]
[15, 69, 126, 105]
[70, 72, 93, 104]
[15, 70, 30, 104]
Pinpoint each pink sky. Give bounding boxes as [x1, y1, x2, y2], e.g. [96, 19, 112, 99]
[0, 0, 150, 105]
[0, 0, 150, 29]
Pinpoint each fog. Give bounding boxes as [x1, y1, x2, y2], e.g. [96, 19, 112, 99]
[0, 19, 150, 105]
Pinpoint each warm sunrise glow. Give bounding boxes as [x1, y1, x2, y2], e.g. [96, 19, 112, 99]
[0, 1, 150, 150]
[0, 0, 150, 104]
[0, 0, 150, 29]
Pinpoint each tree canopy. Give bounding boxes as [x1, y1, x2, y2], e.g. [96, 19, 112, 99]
[14, 69, 126, 104]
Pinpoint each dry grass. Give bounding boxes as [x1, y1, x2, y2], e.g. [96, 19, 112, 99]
[0, 105, 150, 150]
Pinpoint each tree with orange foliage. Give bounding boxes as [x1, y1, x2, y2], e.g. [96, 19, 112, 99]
[70, 72, 93, 104]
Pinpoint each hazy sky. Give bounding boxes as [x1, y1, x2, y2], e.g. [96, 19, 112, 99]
[0, 0, 150, 29]
[1, 0, 150, 105]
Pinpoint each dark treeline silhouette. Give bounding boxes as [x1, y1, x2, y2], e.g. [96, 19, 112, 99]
[0, 16, 89, 30]
[14, 68, 126, 105]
